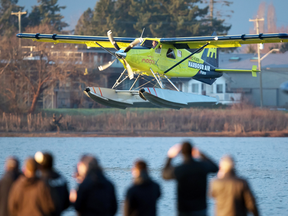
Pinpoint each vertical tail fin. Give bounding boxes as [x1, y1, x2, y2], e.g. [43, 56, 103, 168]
[200, 32, 219, 68]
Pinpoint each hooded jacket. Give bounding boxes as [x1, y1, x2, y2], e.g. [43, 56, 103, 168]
[210, 172, 259, 216]
[124, 172, 161, 216]
[8, 175, 55, 216]
[74, 169, 117, 216]
[0, 170, 21, 216]
[162, 157, 218, 212]
[40, 170, 70, 216]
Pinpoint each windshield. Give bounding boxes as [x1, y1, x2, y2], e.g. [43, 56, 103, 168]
[141, 40, 158, 49]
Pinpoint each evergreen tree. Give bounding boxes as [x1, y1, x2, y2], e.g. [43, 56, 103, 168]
[75, 0, 231, 37]
[28, 0, 68, 32]
[0, 0, 27, 36]
[75, 8, 93, 35]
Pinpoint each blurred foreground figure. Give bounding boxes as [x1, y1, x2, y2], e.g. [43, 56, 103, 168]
[162, 141, 218, 216]
[210, 156, 259, 216]
[0, 157, 21, 216]
[124, 160, 161, 216]
[8, 157, 54, 216]
[35, 152, 70, 216]
[69, 155, 117, 216]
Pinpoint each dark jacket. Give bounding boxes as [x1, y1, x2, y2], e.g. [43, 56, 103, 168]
[74, 170, 117, 216]
[0, 171, 21, 216]
[124, 173, 161, 216]
[210, 172, 259, 216]
[8, 175, 55, 216]
[40, 170, 70, 216]
[162, 157, 218, 212]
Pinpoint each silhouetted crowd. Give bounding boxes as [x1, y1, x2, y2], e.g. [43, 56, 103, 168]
[0, 141, 259, 216]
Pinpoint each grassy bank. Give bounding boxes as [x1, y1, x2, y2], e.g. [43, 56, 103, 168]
[1, 107, 288, 136]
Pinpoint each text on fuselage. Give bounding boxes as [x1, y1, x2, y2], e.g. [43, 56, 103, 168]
[188, 61, 210, 71]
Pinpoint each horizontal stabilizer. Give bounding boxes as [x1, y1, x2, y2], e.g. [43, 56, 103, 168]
[215, 65, 260, 77]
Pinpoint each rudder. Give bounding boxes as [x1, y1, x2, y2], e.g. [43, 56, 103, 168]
[200, 32, 219, 68]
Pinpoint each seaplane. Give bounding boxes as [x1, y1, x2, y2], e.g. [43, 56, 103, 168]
[17, 31, 288, 109]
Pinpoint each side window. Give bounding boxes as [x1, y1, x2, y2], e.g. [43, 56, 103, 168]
[166, 48, 176, 59]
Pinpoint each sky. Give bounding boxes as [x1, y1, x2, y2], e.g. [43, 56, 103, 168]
[17, 0, 288, 35]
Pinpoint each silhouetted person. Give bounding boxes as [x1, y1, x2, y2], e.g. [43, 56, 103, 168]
[69, 155, 117, 216]
[8, 157, 54, 216]
[162, 141, 218, 216]
[0, 157, 21, 216]
[210, 155, 259, 216]
[124, 160, 161, 216]
[35, 152, 70, 216]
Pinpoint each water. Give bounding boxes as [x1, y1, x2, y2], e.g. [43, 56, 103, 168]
[0, 137, 287, 216]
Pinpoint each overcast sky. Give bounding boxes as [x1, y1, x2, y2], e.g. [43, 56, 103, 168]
[18, 0, 288, 35]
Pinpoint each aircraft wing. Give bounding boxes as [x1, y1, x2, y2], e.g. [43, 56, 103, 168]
[160, 33, 288, 49]
[16, 33, 135, 48]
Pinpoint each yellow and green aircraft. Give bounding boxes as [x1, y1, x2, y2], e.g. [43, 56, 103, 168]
[17, 31, 288, 108]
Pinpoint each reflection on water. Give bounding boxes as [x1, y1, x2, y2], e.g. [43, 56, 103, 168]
[0, 137, 287, 216]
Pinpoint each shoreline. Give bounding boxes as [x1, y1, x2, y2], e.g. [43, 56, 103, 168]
[1, 130, 288, 137]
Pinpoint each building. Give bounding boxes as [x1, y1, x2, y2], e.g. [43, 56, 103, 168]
[175, 52, 288, 107]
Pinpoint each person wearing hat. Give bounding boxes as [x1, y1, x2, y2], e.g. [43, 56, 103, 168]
[69, 155, 117, 216]
[162, 141, 218, 216]
[124, 160, 161, 216]
[210, 155, 259, 216]
[8, 157, 55, 216]
[34, 152, 70, 216]
[0, 157, 21, 216]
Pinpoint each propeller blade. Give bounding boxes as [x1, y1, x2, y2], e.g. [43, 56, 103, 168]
[107, 30, 120, 51]
[124, 38, 143, 53]
[98, 59, 116, 71]
[123, 59, 134, 80]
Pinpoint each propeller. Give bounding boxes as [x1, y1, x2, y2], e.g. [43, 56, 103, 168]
[107, 30, 120, 51]
[123, 59, 134, 79]
[97, 30, 140, 80]
[124, 38, 143, 53]
[98, 58, 117, 71]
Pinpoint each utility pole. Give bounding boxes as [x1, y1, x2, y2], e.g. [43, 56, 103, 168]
[249, 17, 264, 108]
[210, 0, 214, 19]
[11, 10, 27, 48]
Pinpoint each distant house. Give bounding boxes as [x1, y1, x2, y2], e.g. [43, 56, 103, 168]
[172, 52, 288, 107]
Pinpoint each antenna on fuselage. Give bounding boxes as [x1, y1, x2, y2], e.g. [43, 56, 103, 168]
[140, 28, 145, 38]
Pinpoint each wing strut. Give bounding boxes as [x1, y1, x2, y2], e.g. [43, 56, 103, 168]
[164, 42, 210, 74]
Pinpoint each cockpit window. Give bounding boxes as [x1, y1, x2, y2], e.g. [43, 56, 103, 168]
[166, 48, 176, 59]
[141, 40, 158, 49]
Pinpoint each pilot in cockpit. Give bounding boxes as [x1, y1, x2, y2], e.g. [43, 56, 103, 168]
[152, 41, 158, 48]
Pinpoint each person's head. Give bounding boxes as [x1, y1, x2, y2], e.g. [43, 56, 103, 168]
[23, 157, 37, 178]
[132, 160, 148, 178]
[152, 41, 157, 47]
[34, 152, 53, 171]
[5, 157, 19, 172]
[181, 141, 193, 158]
[219, 155, 235, 174]
[77, 155, 99, 179]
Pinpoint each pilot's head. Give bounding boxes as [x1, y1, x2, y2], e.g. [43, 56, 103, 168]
[152, 41, 157, 47]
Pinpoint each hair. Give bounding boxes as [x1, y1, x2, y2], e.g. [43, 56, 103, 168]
[181, 141, 193, 157]
[41, 153, 53, 170]
[6, 157, 19, 171]
[134, 160, 147, 171]
[80, 155, 99, 173]
[25, 157, 37, 174]
[220, 155, 235, 173]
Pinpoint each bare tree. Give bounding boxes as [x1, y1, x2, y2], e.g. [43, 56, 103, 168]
[0, 24, 88, 113]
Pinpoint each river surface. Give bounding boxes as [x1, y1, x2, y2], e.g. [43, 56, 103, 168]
[0, 137, 287, 216]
